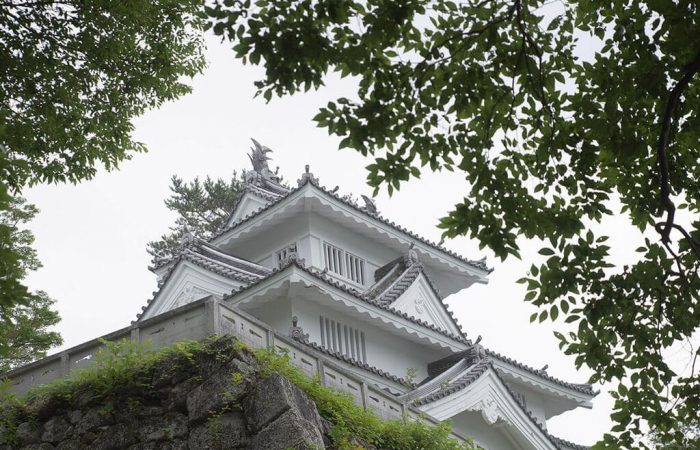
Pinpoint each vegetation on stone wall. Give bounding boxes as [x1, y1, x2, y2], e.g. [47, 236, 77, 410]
[0, 336, 474, 450]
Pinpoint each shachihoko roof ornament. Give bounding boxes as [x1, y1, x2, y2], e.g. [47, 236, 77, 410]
[361, 194, 378, 215]
[244, 138, 287, 193]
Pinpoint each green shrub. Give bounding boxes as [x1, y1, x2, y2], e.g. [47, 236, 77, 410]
[253, 346, 474, 450]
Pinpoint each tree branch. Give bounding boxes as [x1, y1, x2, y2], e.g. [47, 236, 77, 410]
[656, 48, 700, 254]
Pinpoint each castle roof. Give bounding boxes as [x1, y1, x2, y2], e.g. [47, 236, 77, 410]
[408, 355, 591, 450]
[211, 175, 491, 275]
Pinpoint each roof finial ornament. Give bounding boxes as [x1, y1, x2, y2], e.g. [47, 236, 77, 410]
[246, 138, 282, 186]
[179, 229, 195, 250]
[407, 241, 419, 264]
[466, 335, 486, 364]
[289, 315, 309, 341]
[360, 194, 377, 215]
[470, 255, 489, 271]
[297, 163, 319, 186]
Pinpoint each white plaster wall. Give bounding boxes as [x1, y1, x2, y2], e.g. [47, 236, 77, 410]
[228, 215, 311, 269]
[390, 275, 460, 335]
[229, 194, 268, 225]
[290, 298, 437, 381]
[248, 296, 293, 332]
[451, 410, 518, 450]
[307, 214, 400, 287]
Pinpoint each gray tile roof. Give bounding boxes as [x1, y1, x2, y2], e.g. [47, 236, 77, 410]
[486, 349, 596, 396]
[136, 238, 271, 321]
[412, 357, 583, 450]
[211, 177, 491, 273]
[549, 435, 591, 450]
[290, 335, 410, 386]
[413, 359, 491, 406]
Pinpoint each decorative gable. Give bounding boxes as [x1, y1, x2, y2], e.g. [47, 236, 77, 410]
[367, 249, 464, 337]
[413, 361, 560, 450]
[139, 235, 271, 321]
[140, 261, 243, 320]
[390, 272, 462, 336]
[226, 190, 271, 226]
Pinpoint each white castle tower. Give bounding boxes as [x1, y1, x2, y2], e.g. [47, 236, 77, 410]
[7, 140, 595, 450]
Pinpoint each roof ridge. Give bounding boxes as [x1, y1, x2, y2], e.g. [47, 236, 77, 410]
[375, 262, 422, 304]
[223, 260, 471, 346]
[211, 178, 490, 273]
[486, 349, 596, 396]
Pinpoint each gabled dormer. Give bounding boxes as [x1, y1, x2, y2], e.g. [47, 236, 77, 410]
[366, 251, 462, 336]
[140, 234, 271, 321]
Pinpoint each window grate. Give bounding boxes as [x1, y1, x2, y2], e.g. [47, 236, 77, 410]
[323, 242, 366, 285]
[319, 315, 366, 363]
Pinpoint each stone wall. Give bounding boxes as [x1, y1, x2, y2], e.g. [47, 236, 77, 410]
[0, 338, 337, 450]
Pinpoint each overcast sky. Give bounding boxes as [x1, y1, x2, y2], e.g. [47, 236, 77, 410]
[18, 33, 626, 444]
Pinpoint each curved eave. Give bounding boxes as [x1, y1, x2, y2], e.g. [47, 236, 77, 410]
[416, 364, 561, 450]
[489, 357, 595, 407]
[212, 181, 489, 295]
[225, 262, 470, 352]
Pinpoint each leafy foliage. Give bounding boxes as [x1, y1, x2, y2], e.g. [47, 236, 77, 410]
[205, 0, 700, 447]
[0, 292, 61, 373]
[0, 0, 205, 321]
[0, 0, 205, 191]
[0, 196, 61, 365]
[147, 173, 244, 259]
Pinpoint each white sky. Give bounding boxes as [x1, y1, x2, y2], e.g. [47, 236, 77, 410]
[21, 34, 618, 444]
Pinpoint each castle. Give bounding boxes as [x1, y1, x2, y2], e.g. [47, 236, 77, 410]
[7, 140, 595, 450]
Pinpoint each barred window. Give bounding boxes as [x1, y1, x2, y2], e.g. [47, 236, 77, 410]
[322, 242, 366, 285]
[319, 316, 366, 363]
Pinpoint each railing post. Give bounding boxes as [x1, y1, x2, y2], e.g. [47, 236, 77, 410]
[317, 360, 326, 386]
[59, 353, 70, 377]
[205, 297, 222, 336]
[360, 381, 369, 410]
[266, 330, 275, 350]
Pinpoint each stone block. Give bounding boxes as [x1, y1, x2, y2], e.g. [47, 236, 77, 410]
[188, 411, 249, 449]
[249, 409, 325, 450]
[248, 373, 323, 433]
[74, 407, 113, 435]
[136, 412, 187, 442]
[41, 416, 73, 443]
[90, 423, 138, 450]
[186, 359, 252, 424]
[15, 422, 41, 446]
